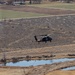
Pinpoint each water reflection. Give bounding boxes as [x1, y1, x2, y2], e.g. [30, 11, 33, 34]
[6, 58, 75, 67]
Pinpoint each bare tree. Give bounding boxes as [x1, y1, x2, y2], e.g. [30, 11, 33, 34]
[0, 49, 6, 66]
[30, 0, 32, 4]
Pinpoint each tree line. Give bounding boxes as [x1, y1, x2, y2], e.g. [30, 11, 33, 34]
[0, 0, 74, 5]
[0, 0, 42, 5]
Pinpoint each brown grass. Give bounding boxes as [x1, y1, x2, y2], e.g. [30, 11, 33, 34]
[0, 68, 75, 75]
[46, 70, 75, 75]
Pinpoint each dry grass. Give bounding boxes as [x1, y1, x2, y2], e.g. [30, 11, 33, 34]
[0, 68, 75, 75]
[0, 68, 24, 75]
[0, 44, 75, 60]
[28, 2, 75, 10]
[46, 70, 75, 75]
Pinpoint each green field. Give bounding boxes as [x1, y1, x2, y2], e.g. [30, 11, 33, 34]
[28, 2, 75, 10]
[0, 9, 48, 20]
[0, 2, 75, 20]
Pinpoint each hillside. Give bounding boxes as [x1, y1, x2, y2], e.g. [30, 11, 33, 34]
[0, 15, 75, 49]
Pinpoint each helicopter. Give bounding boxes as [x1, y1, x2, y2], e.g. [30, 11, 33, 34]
[34, 34, 52, 43]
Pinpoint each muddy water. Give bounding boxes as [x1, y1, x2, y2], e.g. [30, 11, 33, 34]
[6, 58, 75, 67]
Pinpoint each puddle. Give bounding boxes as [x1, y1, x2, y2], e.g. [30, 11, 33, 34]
[5, 58, 75, 67]
[62, 66, 75, 70]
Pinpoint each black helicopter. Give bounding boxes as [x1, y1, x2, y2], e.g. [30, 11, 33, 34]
[34, 35, 52, 43]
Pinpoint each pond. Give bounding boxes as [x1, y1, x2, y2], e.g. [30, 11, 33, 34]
[62, 66, 75, 70]
[5, 58, 75, 67]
